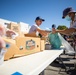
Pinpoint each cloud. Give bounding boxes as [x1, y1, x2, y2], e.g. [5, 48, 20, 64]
[46, 27, 51, 30]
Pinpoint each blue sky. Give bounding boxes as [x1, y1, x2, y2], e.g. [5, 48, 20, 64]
[0, 0, 76, 30]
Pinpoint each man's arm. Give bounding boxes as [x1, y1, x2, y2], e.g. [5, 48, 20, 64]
[36, 28, 47, 36]
[56, 28, 76, 35]
[56, 30, 65, 33]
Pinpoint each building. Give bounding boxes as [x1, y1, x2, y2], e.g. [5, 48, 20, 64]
[18, 22, 31, 33]
[0, 18, 17, 28]
[0, 18, 30, 33]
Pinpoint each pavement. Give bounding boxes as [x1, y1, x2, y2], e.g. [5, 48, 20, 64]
[45, 54, 76, 75]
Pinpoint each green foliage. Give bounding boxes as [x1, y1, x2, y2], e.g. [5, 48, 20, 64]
[57, 25, 68, 30]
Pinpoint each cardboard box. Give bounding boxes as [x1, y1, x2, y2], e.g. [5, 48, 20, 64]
[4, 36, 45, 60]
[24, 32, 37, 37]
[3, 38, 18, 60]
[25, 33, 45, 50]
[40, 40, 45, 51]
[25, 33, 45, 51]
[15, 37, 41, 56]
[7, 23, 20, 34]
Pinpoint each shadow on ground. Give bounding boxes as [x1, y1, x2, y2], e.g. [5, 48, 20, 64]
[45, 55, 76, 75]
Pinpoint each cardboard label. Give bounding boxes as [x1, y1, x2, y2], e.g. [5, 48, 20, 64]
[26, 40, 35, 50]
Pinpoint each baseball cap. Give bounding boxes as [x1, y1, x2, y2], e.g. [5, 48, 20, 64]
[35, 16, 45, 21]
[62, 7, 76, 19]
[52, 24, 56, 28]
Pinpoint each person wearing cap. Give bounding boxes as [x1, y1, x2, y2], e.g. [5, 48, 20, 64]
[29, 16, 47, 36]
[62, 7, 76, 57]
[48, 24, 62, 49]
[62, 7, 76, 28]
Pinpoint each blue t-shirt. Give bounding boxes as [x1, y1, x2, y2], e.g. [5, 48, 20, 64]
[48, 33, 62, 49]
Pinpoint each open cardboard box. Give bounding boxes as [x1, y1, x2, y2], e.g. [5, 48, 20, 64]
[4, 34, 45, 60]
